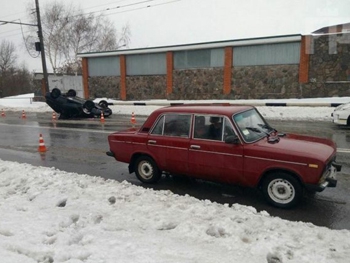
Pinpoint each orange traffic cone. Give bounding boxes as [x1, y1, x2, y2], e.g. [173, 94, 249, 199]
[100, 112, 105, 123]
[131, 112, 136, 125]
[38, 134, 47, 152]
[21, 110, 26, 119]
[52, 112, 57, 121]
[1, 109, 5, 117]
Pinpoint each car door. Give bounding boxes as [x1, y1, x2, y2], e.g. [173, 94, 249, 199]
[188, 115, 244, 184]
[147, 113, 191, 175]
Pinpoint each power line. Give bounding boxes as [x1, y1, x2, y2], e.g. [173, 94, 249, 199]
[0, 10, 28, 20]
[103, 0, 181, 16]
[0, 28, 22, 35]
[78, 0, 132, 12]
[72, 0, 181, 17]
[0, 0, 181, 30]
[71, 0, 155, 17]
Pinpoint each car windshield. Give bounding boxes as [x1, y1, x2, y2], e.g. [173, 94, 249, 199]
[233, 109, 275, 143]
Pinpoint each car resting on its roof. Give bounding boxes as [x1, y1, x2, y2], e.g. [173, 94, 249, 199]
[45, 88, 112, 119]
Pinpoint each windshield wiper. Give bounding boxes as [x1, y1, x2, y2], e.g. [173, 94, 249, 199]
[245, 127, 263, 133]
[257, 123, 277, 133]
[245, 126, 280, 143]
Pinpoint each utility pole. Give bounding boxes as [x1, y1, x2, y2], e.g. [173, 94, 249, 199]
[0, 0, 49, 94]
[35, 0, 49, 94]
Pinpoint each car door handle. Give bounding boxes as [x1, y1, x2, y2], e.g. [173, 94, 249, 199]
[148, 140, 157, 144]
[190, 145, 201, 149]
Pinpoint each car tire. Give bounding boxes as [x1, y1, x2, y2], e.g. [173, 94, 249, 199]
[98, 100, 108, 108]
[67, 89, 77, 97]
[83, 100, 95, 113]
[134, 156, 161, 183]
[50, 88, 61, 99]
[262, 172, 302, 208]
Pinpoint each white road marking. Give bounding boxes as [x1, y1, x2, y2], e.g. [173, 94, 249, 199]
[337, 148, 350, 153]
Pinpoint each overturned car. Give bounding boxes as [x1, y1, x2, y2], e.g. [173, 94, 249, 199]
[45, 88, 112, 119]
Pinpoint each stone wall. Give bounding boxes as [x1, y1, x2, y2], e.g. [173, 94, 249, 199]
[303, 34, 350, 97]
[125, 75, 166, 100]
[230, 65, 300, 99]
[85, 33, 350, 100]
[170, 68, 224, 100]
[88, 76, 121, 99]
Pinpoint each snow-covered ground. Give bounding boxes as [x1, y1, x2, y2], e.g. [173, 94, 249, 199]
[1, 93, 350, 121]
[1, 94, 350, 263]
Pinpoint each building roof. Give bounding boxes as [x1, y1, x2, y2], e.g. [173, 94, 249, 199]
[77, 34, 301, 58]
[312, 22, 350, 34]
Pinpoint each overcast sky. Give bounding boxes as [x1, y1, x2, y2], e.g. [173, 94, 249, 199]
[1, 0, 350, 73]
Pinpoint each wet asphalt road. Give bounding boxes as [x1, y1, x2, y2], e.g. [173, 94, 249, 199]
[0, 111, 350, 230]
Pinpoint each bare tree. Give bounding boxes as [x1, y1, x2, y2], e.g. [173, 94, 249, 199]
[0, 40, 17, 72]
[0, 41, 34, 97]
[27, 1, 131, 74]
[41, 2, 71, 74]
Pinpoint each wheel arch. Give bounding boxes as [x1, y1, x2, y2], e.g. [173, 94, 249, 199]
[128, 152, 159, 174]
[257, 168, 304, 189]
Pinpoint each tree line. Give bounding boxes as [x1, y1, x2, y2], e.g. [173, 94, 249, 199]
[0, 40, 34, 97]
[0, 1, 130, 97]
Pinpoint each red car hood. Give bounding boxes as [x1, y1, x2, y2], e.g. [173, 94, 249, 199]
[251, 133, 336, 163]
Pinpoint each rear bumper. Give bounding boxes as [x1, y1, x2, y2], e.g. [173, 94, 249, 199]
[305, 162, 341, 192]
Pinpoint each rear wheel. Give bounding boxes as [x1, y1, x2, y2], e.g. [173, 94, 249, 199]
[83, 100, 95, 113]
[262, 172, 302, 208]
[98, 100, 108, 108]
[134, 156, 161, 183]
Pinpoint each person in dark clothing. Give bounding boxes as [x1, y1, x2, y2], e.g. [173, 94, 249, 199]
[194, 116, 207, 138]
[208, 116, 223, 140]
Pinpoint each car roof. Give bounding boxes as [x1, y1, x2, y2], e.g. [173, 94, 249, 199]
[153, 104, 254, 115]
[139, 104, 255, 132]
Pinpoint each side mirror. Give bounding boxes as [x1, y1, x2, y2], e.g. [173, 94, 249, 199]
[224, 135, 240, 144]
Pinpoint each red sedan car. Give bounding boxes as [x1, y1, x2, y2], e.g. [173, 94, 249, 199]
[107, 104, 341, 208]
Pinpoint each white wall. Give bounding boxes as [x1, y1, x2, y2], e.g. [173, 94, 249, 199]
[48, 76, 84, 98]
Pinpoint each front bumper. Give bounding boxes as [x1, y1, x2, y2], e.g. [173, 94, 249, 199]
[305, 162, 341, 192]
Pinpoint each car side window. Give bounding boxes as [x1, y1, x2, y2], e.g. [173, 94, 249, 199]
[193, 115, 227, 141]
[223, 117, 236, 141]
[151, 114, 191, 138]
[208, 116, 223, 140]
[193, 116, 208, 139]
[151, 116, 165, 135]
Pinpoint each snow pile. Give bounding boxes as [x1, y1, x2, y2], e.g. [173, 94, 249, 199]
[0, 93, 345, 121]
[1, 160, 350, 263]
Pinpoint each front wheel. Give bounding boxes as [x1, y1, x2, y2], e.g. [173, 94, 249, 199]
[67, 89, 77, 97]
[262, 172, 302, 208]
[50, 88, 61, 99]
[134, 156, 161, 183]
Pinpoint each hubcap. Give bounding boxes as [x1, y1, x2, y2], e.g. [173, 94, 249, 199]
[139, 161, 153, 179]
[268, 179, 295, 204]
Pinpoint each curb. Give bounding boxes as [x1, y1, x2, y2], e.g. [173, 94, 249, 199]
[107, 101, 344, 107]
